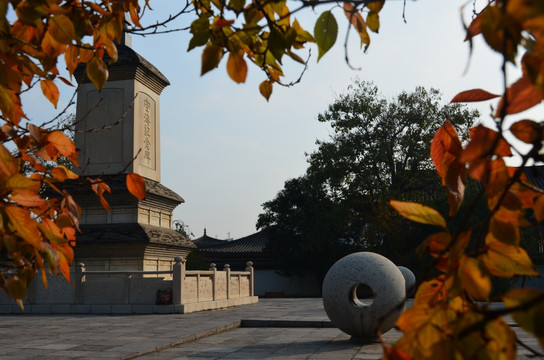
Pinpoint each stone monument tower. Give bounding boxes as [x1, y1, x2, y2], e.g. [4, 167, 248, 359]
[73, 34, 195, 271]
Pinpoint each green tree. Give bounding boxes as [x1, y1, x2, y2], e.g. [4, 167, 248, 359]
[257, 81, 480, 279]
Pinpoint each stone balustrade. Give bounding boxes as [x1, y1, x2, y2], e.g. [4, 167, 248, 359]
[0, 258, 258, 314]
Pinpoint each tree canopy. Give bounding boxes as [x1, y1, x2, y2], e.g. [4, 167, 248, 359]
[257, 81, 480, 280]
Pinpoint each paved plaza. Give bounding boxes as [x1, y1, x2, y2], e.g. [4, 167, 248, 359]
[0, 299, 542, 360]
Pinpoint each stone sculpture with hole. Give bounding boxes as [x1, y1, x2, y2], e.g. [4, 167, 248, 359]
[322, 252, 413, 341]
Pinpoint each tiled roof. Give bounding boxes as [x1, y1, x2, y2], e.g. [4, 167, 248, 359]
[197, 230, 268, 255]
[78, 223, 196, 248]
[193, 235, 224, 248]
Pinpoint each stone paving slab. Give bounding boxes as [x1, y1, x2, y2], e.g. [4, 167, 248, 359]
[0, 299, 542, 360]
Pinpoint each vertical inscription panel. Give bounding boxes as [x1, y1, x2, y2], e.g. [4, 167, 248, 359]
[139, 92, 156, 170]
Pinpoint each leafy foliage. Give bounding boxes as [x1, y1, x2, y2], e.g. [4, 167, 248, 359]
[384, 1, 544, 358]
[257, 82, 479, 281]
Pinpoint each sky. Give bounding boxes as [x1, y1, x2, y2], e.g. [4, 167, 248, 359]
[21, 0, 522, 240]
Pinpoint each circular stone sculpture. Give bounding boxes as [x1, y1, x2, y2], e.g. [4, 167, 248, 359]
[397, 266, 416, 297]
[322, 252, 406, 339]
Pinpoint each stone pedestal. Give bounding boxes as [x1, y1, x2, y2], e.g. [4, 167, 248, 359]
[73, 43, 195, 271]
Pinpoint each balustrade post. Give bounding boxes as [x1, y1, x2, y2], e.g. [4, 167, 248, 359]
[246, 261, 254, 297]
[75, 263, 85, 304]
[172, 256, 185, 305]
[209, 263, 217, 301]
[224, 264, 231, 299]
[124, 273, 131, 304]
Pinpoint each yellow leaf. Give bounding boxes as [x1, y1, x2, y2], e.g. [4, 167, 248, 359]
[390, 200, 446, 228]
[48, 15, 75, 44]
[6, 173, 41, 192]
[226, 51, 248, 83]
[259, 80, 273, 101]
[126, 173, 146, 200]
[414, 276, 447, 306]
[459, 256, 491, 300]
[481, 239, 538, 277]
[503, 288, 544, 349]
[40, 79, 59, 108]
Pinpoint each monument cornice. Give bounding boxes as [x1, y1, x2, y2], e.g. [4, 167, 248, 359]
[74, 45, 170, 95]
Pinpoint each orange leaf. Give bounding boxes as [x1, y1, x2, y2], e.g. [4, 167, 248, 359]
[343, 3, 366, 33]
[384, 347, 414, 360]
[126, 173, 146, 200]
[431, 121, 465, 215]
[5, 205, 42, 248]
[535, 195, 544, 221]
[40, 79, 59, 108]
[459, 256, 491, 300]
[129, 3, 143, 28]
[451, 88, 500, 103]
[0, 143, 19, 178]
[464, 12, 482, 40]
[41, 31, 66, 58]
[461, 126, 512, 167]
[226, 52, 248, 83]
[483, 158, 509, 197]
[50, 165, 78, 182]
[11, 192, 47, 207]
[390, 200, 446, 228]
[86, 56, 109, 91]
[423, 232, 452, 258]
[496, 76, 544, 116]
[510, 119, 542, 144]
[47, 131, 77, 159]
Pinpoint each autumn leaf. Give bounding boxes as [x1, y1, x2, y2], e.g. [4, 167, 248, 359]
[390, 200, 446, 228]
[201, 44, 223, 76]
[314, 11, 337, 61]
[459, 256, 491, 300]
[48, 15, 75, 44]
[40, 79, 59, 108]
[127, 173, 146, 200]
[259, 80, 273, 101]
[86, 56, 109, 91]
[510, 119, 542, 144]
[503, 288, 544, 348]
[47, 131, 77, 159]
[227, 51, 248, 83]
[450, 88, 500, 103]
[431, 121, 465, 215]
[5, 205, 42, 248]
[480, 239, 538, 277]
[496, 76, 544, 116]
[422, 232, 452, 258]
